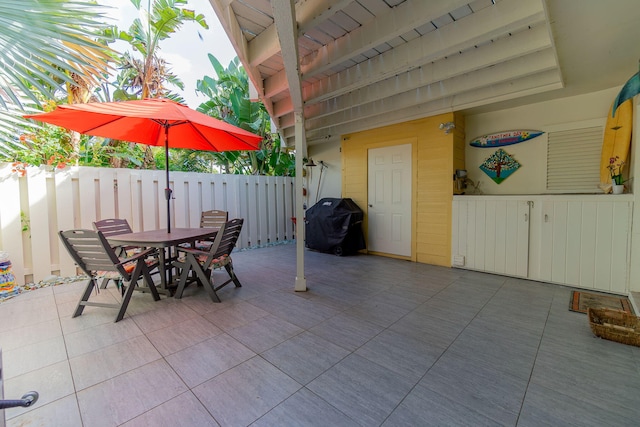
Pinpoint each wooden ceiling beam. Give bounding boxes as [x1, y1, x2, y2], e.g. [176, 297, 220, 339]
[308, 51, 560, 132]
[305, 0, 546, 103]
[299, 25, 553, 120]
[271, 0, 303, 110]
[248, 0, 351, 68]
[300, 0, 471, 80]
[279, 57, 562, 141]
[264, 0, 545, 102]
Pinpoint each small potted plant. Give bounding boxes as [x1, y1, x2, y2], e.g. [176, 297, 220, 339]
[607, 156, 625, 194]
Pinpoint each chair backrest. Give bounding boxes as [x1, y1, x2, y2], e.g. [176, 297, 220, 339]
[59, 229, 126, 277]
[200, 210, 228, 230]
[217, 218, 243, 256]
[93, 218, 133, 237]
[205, 218, 244, 265]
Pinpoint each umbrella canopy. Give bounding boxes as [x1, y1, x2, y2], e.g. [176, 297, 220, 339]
[25, 98, 262, 232]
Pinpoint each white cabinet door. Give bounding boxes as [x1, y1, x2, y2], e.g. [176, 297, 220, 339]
[452, 198, 530, 278]
[453, 196, 631, 293]
[535, 199, 631, 292]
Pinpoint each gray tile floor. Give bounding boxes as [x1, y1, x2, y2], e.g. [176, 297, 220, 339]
[2, 243, 640, 426]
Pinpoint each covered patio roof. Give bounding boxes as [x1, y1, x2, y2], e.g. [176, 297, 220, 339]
[210, 0, 640, 147]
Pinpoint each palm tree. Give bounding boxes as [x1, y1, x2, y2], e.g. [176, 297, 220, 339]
[107, 0, 208, 168]
[114, 52, 184, 101]
[0, 0, 113, 156]
[112, 0, 207, 100]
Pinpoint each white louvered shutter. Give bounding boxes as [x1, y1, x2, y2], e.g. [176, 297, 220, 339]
[546, 126, 603, 192]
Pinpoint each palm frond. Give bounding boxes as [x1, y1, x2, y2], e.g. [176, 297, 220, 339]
[0, 0, 114, 106]
[0, 103, 37, 158]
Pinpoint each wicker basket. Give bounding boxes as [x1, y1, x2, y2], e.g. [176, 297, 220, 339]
[588, 307, 640, 347]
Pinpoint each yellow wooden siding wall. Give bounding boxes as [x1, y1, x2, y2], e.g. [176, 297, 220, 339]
[341, 112, 464, 267]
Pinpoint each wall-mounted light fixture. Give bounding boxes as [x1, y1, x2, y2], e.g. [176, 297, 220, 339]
[439, 121, 456, 134]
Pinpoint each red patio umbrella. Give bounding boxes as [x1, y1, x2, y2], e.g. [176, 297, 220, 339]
[25, 98, 262, 232]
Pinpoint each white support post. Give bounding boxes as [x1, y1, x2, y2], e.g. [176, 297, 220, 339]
[294, 111, 307, 292]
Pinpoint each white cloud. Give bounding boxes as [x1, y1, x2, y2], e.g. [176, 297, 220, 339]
[103, 0, 138, 26]
[162, 52, 192, 75]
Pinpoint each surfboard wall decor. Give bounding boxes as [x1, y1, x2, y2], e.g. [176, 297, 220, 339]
[470, 130, 544, 147]
[599, 99, 633, 187]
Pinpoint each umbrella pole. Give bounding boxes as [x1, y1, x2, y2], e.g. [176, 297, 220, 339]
[164, 126, 172, 233]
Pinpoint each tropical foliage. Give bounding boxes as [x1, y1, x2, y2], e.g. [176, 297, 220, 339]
[0, 0, 113, 156]
[101, 0, 209, 168]
[3, 1, 295, 176]
[195, 55, 295, 176]
[108, 0, 207, 101]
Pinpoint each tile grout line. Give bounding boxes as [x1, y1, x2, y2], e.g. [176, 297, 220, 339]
[512, 286, 556, 426]
[379, 273, 510, 426]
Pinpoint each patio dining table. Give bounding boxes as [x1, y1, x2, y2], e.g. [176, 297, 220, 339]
[107, 227, 219, 294]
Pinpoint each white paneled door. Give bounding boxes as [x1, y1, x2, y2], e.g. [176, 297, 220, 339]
[367, 144, 412, 256]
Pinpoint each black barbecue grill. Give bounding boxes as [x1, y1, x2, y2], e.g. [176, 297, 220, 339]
[305, 198, 366, 256]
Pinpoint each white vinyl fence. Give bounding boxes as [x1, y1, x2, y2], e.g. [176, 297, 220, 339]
[0, 164, 296, 286]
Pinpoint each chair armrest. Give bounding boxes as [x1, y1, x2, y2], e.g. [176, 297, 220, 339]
[176, 247, 209, 257]
[117, 248, 158, 266]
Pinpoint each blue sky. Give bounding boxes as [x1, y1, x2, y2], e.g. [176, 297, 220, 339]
[105, 0, 238, 107]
